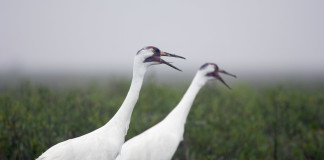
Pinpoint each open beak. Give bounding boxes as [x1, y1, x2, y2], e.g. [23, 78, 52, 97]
[160, 51, 185, 71]
[160, 59, 183, 71]
[144, 52, 185, 72]
[219, 70, 237, 78]
[161, 52, 186, 59]
[213, 69, 236, 89]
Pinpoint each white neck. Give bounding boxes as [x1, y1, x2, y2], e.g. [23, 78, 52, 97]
[164, 72, 208, 127]
[108, 61, 146, 130]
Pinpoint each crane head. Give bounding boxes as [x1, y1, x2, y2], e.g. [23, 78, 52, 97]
[200, 63, 236, 89]
[136, 46, 185, 71]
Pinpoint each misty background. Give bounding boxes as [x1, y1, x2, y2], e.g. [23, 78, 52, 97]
[1, 1, 324, 159]
[1, 0, 323, 85]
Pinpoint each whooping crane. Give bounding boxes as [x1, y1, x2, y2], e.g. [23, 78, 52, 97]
[36, 46, 185, 160]
[116, 63, 236, 160]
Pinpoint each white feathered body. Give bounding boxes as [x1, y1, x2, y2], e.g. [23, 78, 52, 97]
[37, 121, 128, 160]
[116, 118, 185, 160]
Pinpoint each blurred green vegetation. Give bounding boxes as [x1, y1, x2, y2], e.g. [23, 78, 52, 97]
[0, 80, 323, 160]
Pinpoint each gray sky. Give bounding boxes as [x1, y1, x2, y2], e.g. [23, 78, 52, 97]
[1, 0, 323, 82]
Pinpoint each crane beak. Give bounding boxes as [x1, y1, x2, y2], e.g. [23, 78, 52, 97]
[160, 51, 185, 71]
[160, 59, 182, 72]
[219, 70, 237, 78]
[144, 53, 185, 72]
[161, 52, 186, 59]
[213, 69, 236, 89]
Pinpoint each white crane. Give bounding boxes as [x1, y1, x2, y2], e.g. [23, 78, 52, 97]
[116, 63, 236, 160]
[36, 46, 185, 160]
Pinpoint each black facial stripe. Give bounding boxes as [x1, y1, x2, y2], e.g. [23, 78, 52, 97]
[136, 48, 145, 55]
[200, 63, 209, 70]
[200, 63, 219, 71]
[206, 72, 214, 77]
[214, 65, 219, 71]
[152, 48, 161, 56]
[155, 48, 160, 54]
[137, 47, 161, 56]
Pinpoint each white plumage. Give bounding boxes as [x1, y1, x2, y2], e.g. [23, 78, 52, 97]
[116, 63, 236, 160]
[36, 46, 184, 160]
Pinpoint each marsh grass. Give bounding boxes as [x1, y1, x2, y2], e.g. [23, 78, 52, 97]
[0, 81, 323, 160]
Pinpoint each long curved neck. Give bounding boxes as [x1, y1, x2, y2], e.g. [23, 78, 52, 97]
[164, 73, 206, 127]
[109, 63, 146, 128]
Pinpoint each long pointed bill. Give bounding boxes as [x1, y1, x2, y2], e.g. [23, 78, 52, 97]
[144, 56, 182, 71]
[160, 59, 182, 72]
[214, 73, 232, 89]
[219, 70, 237, 78]
[161, 52, 186, 59]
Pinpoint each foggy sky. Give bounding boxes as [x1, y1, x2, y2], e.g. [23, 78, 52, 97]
[1, 0, 323, 82]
